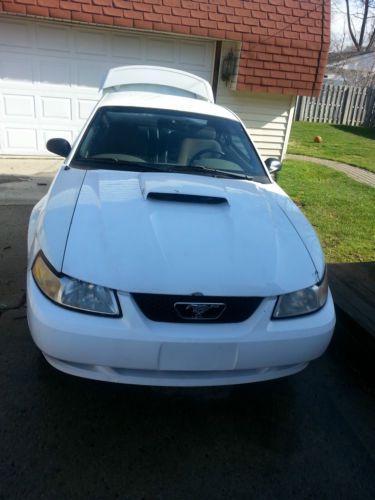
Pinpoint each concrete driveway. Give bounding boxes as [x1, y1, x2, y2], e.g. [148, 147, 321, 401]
[1, 161, 375, 499]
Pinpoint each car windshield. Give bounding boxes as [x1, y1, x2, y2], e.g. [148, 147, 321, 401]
[72, 106, 269, 183]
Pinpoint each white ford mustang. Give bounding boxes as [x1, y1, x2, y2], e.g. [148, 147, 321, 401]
[27, 66, 335, 386]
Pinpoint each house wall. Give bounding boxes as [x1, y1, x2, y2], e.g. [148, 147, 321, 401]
[0, 0, 330, 97]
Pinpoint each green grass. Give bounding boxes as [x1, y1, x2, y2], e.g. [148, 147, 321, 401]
[278, 160, 375, 263]
[288, 122, 375, 173]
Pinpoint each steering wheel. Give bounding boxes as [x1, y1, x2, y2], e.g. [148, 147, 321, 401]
[189, 149, 225, 165]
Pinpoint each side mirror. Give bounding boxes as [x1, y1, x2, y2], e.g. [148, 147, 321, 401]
[265, 157, 282, 174]
[46, 138, 71, 158]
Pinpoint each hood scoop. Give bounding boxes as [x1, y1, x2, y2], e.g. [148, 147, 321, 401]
[140, 173, 229, 205]
[147, 192, 227, 204]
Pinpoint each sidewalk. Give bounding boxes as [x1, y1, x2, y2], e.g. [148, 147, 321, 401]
[287, 154, 375, 188]
[0, 157, 59, 205]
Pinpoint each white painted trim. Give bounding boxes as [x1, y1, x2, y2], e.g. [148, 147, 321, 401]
[281, 95, 296, 161]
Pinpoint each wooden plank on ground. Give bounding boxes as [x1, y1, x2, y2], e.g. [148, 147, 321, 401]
[328, 262, 375, 337]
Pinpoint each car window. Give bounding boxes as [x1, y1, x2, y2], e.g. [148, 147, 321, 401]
[72, 106, 269, 182]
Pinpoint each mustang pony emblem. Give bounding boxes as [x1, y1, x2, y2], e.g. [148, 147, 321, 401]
[174, 302, 227, 320]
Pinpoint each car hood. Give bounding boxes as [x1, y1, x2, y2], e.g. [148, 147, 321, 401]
[61, 170, 322, 296]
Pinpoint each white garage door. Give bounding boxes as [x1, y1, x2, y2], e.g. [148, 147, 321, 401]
[0, 17, 215, 155]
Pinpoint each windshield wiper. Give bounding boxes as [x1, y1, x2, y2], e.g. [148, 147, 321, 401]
[72, 157, 172, 173]
[184, 164, 253, 180]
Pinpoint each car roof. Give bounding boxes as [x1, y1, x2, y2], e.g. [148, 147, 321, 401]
[98, 90, 238, 121]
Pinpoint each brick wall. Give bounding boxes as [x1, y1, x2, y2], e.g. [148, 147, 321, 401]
[0, 0, 330, 96]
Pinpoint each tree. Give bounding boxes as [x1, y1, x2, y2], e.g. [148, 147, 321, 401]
[344, 0, 375, 52]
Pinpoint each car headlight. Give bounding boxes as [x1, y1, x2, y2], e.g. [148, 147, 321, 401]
[32, 252, 121, 317]
[272, 270, 328, 319]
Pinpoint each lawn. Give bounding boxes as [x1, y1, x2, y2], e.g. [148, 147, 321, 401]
[288, 122, 375, 173]
[278, 160, 375, 263]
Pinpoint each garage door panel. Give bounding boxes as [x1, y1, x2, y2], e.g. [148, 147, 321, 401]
[3, 95, 35, 118]
[39, 58, 73, 87]
[75, 31, 108, 56]
[41, 97, 72, 120]
[145, 39, 176, 64]
[0, 21, 32, 48]
[0, 17, 215, 155]
[36, 26, 70, 53]
[0, 55, 34, 83]
[6, 128, 38, 151]
[76, 62, 110, 89]
[111, 35, 142, 59]
[77, 99, 97, 121]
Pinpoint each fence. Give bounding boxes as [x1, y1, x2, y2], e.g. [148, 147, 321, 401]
[294, 84, 375, 127]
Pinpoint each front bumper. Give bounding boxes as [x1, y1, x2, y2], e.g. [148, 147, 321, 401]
[27, 273, 335, 386]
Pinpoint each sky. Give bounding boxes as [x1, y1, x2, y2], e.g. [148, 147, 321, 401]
[330, 0, 374, 50]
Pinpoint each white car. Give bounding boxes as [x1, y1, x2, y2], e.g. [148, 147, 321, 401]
[27, 66, 335, 386]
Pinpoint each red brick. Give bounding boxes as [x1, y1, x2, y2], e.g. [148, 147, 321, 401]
[291, 39, 307, 49]
[200, 3, 217, 13]
[92, 0, 112, 5]
[279, 63, 296, 72]
[256, 52, 273, 62]
[133, 2, 153, 12]
[82, 4, 102, 14]
[152, 22, 173, 31]
[208, 28, 227, 38]
[26, 5, 49, 15]
[276, 6, 292, 15]
[37, 0, 59, 7]
[102, 7, 124, 17]
[172, 24, 191, 34]
[182, 0, 197, 9]
[3, 2, 27, 13]
[172, 7, 188, 16]
[190, 26, 209, 36]
[285, 30, 300, 39]
[113, 0, 132, 8]
[245, 76, 262, 85]
[227, 0, 245, 7]
[181, 17, 199, 26]
[260, 3, 276, 13]
[301, 73, 316, 82]
[252, 10, 267, 20]
[144, 12, 163, 22]
[218, 5, 234, 15]
[209, 12, 225, 21]
[276, 79, 292, 87]
[164, 0, 181, 6]
[234, 24, 250, 32]
[281, 47, 298, 56]
[72, 11, 93, 22]
[217, 22, 233, 31]
[124, 10, 143, 19]
[134, 19, 153, 29]
[243, 17, 259, 26]
[200, 19, 217, 29]
[60, 1, 81, 11]
[93, 14, 114, 24]
[113, 16, 134, 27]
[13, 0, 35, 4]
[191, 10, 208, 19]
[49, 7, 71, 18]
[153, 5, 171, 15]
[254, 68, 271, 77]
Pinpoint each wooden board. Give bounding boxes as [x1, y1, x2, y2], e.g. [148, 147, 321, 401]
[328, 263, 375, 337]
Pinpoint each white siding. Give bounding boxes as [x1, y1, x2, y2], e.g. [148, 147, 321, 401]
[216, 43, 295, 161]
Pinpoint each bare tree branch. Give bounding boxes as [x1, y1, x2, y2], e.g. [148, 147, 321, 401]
[345, 0, 360, 49]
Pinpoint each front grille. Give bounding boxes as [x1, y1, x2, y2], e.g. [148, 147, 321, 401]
[132, 293, 263, 323]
